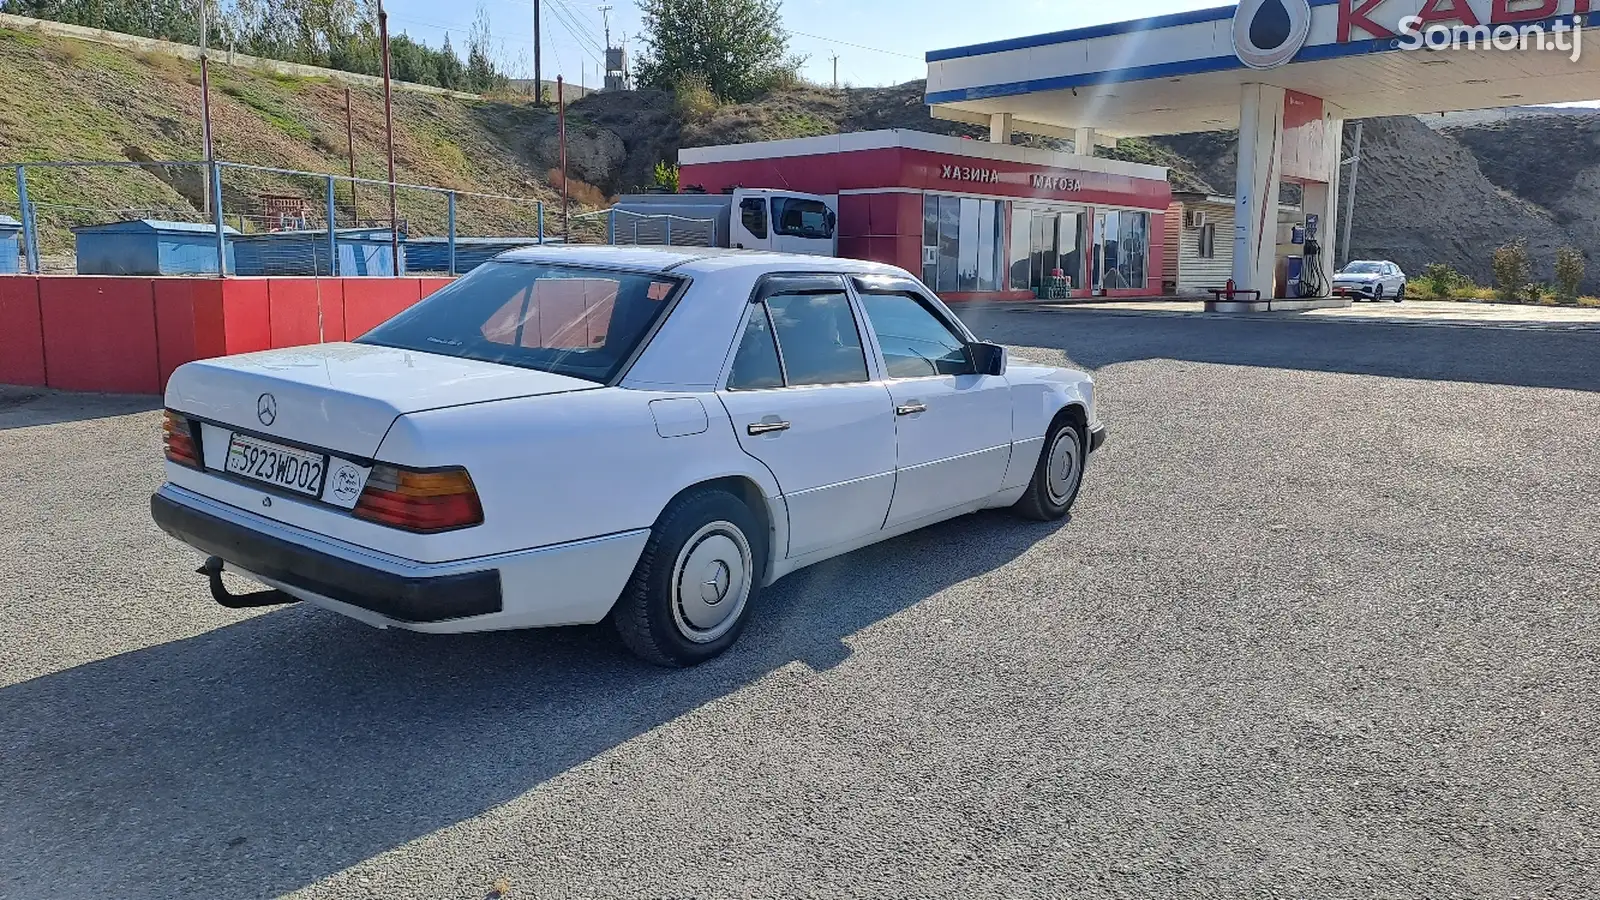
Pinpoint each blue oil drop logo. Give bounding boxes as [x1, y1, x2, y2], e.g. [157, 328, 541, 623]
[1250, 0, 1293, 50]
[1234, 0, 1313, 69]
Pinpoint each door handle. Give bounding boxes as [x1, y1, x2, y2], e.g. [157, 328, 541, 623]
[896, 401, 927, 416]
[747, 420, 791, 435]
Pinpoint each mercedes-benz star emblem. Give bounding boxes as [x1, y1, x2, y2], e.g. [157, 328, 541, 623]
[700, 560, 732, 605]
[256, 393, 277, 427]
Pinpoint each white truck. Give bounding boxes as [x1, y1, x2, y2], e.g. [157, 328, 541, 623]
[608, 188, 838, 256]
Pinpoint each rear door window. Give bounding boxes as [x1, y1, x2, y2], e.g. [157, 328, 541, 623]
[726, 304, 785, 391]
[764, 292, 869, 386]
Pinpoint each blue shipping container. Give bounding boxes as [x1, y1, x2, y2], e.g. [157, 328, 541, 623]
[0, 216, 19, 274]
[73, 219, 238, 276]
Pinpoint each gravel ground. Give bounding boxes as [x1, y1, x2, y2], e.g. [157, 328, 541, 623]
[2, 309, 1597, 899]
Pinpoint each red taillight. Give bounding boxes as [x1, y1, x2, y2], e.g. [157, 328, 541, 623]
[353, 464, 484, 532]
[163, 410, 202, 469]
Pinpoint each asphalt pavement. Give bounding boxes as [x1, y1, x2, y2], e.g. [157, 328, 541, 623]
[2, 308, 1597, 899]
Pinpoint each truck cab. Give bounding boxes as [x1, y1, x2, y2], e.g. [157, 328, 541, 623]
[728, 189, 837, 255]
[609, 188, 838, 257]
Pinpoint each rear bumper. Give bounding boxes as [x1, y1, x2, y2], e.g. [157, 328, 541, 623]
[151, 490, 501, 623]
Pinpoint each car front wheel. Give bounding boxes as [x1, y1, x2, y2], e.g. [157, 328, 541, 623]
[1014, 418, 1085, 521]
[612, 487, 764, 667]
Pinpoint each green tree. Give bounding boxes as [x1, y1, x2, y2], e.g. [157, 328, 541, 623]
[634, 0, 802, 102]
[2, 0, 201, 41]
[389, 33, 437, 85]
[464, 5, 506, 92]
[1555, 246, 1585, 302]
[1491, 238, 1531, 303]
[435, 33, 465, 89]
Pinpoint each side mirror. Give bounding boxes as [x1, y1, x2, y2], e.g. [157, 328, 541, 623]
[968, 341, 1007, 376]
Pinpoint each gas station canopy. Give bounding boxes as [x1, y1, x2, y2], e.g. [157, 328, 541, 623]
[926, 0, 1600, 138]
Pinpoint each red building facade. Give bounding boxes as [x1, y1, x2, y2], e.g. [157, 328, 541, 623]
[679, 130, 1172, 301]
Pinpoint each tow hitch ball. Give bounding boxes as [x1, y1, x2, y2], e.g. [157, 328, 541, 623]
[196, 556, 300, 609]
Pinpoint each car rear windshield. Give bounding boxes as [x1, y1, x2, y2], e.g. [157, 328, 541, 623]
[358, 262, 684, 383]
[1342, 262, 1383, 274]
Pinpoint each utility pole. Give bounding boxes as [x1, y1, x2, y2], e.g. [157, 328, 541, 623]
[377, 0, 399, 273]
[198, 0, 214, 215]
[344, 86, 358, 220]
[599, 4, 613, 49]
[533, 0, 544, 104]
[558, 76, 569, 240]
[831, 52, 839, 89]
[1339, 120, 1363, 268]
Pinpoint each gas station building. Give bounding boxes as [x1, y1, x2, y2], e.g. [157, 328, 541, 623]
[923, 0, 1599, 308]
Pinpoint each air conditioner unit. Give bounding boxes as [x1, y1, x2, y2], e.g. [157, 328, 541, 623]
[1184, 209, 1207, 229]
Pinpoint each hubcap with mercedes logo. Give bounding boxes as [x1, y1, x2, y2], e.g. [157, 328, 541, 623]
[672, 521, 753, 642]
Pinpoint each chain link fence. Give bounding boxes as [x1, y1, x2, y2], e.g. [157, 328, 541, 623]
[2, 160, 718, 278]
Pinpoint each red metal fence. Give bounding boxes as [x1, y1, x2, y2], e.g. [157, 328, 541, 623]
[0, 275, 451, 395]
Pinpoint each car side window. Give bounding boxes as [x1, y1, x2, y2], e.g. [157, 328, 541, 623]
[726, 303, 785, 391]
[740, 198, 768, 240]
[764, 291, 869, 386]
[859, 292, 976, 378]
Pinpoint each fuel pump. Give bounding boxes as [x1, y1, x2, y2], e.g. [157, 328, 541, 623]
[1301, 212, 1326, 298]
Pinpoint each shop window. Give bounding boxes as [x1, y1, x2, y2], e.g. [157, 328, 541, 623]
[1008, 206, 1031, 291]
[740, 198, 768, 240]
[937, 195, 960, 293]
[977, 200, 1000, 291]
[1058, 212, 1083, 289]
[1102, 211, 1123, 289]
[1198, 222, 1216, 259]
[920, 194, 1005, 294]
[1121, 212, 1147, 289]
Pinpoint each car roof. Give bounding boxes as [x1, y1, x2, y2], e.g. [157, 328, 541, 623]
[493, 244, 909, 279]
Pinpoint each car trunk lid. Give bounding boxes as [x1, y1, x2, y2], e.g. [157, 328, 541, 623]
[165, 342, 600, 458]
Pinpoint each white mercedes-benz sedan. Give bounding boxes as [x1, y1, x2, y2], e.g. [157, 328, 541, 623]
[152, 247, 1106, 666]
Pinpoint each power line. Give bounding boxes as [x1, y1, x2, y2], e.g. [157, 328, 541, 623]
[547, 0, 606, 61]
[788, 29, 920, 60]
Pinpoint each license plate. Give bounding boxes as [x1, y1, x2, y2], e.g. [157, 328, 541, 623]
[225, 433, 326, 497]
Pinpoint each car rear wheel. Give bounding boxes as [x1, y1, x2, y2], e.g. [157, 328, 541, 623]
[1014, 418, 1085, 521]
[612, 487, 764, 667]
[1395, 281, 1405, 302]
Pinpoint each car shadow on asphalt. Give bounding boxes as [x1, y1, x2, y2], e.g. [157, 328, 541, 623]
[958, 306, 1600, 393]
[0, 386, 162, 430]
[0, 509, 1061, 898]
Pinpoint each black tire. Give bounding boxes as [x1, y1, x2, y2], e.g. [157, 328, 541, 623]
[1013, 417, 1086, 521]
[611, 487, 765, 667]
[1395, 281, 1405, 302]
[1373, 285, 1384, 302]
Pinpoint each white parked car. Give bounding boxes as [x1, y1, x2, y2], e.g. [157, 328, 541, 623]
[1333, 259, 1407, 301]
[152, 247, 1106, 666]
